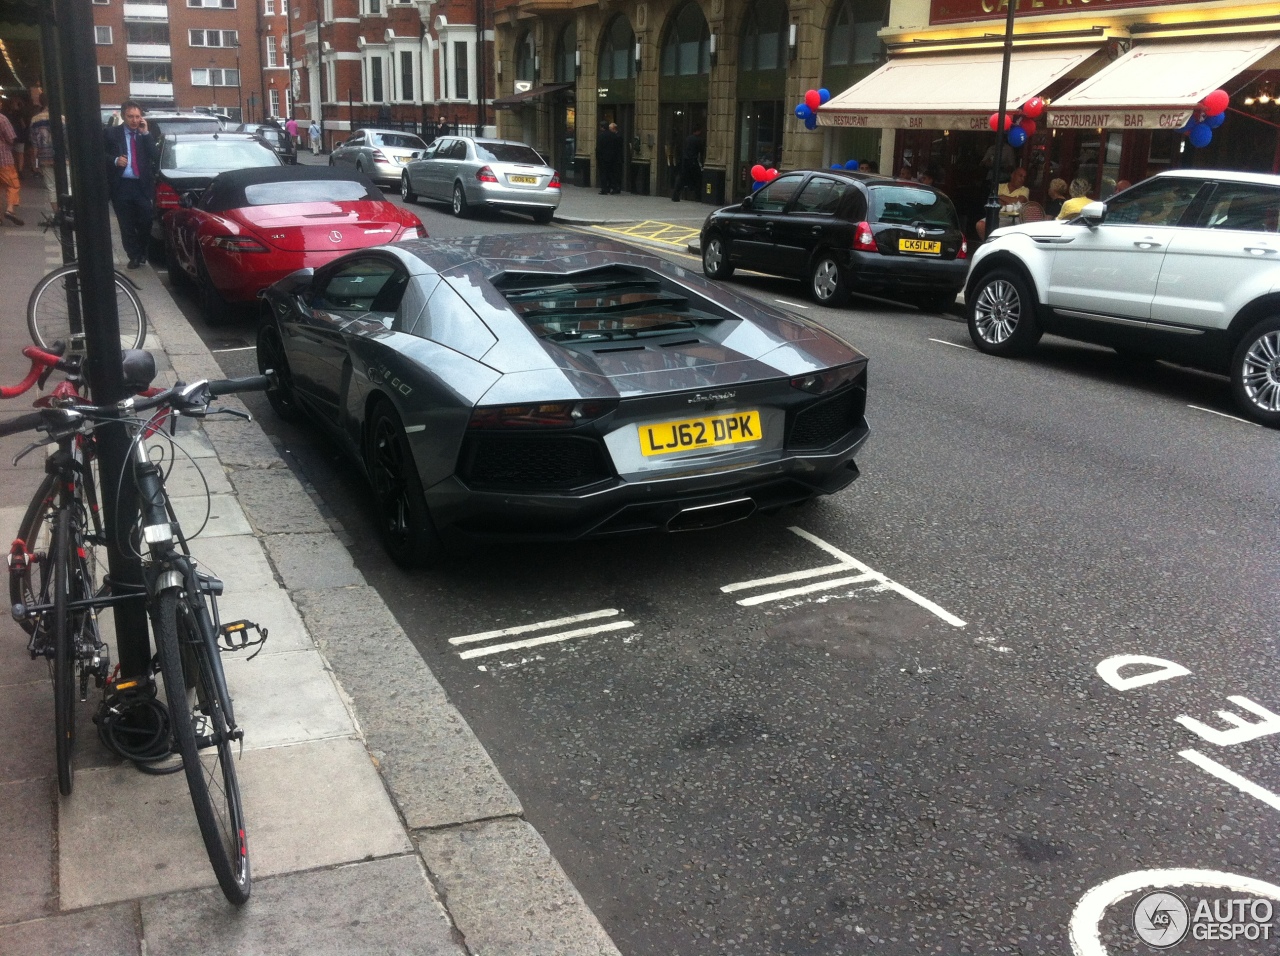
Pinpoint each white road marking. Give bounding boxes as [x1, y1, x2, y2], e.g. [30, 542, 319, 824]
[211, 346, 257, 353]
[449, 608, 619, 646]
[929, 338, 974, 351]
[458, 620, 635, 660]
[735, 573, 877, 606]
[1187, 404, 1258, 425]
[1179, 749, 1280, 812]
[1070, 869, 1280, 956]
[721, 561, 854, 593]
[774, 298, 810, 309]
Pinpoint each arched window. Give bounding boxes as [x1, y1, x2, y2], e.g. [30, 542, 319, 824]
[740, 0, 787, 73]
[554, 23, 576, 83]
[826, 0, 886, 68]
[515, 31, 536, 83]
[661, 3, 709, 77]
[599, 15, 635, 81]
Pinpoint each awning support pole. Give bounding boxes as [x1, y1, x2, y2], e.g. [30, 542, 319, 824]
[985, 0, 1019, 239]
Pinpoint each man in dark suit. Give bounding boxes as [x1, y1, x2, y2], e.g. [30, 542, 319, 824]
[104, 100, 156, 269]
[671, 126, 704, 202]
[598, 122, 624, 195]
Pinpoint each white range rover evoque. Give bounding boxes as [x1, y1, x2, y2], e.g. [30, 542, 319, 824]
[964, 169, 1280, 427]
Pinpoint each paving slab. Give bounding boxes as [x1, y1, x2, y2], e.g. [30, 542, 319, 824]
[294, 586, 521, 829]
[416, 818, 622, 956]
[0, 675, 53, 782]
[0, 903, 141, 956]
[212, 586, 313, 655]
[139, 855, 464, 956]
[187, 534, 278, 593]
[223, 648, 355, 750]
[260, 534, 365, 590]
[199, 421, 288, 470]
[60, 737, 410, 909]
[157, 454, 234, 497]
[0, 777, 56, 924]
[170, 493, 253, 538]
[225, 468, 331, 535]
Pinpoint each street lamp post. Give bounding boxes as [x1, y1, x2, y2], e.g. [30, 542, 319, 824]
[984, 0, 1019, 240]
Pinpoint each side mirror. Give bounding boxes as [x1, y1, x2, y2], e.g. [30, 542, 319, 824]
[410, 151, 422, 159]
[1079, 201, 1106, 226]
[740, 194, 754, 211]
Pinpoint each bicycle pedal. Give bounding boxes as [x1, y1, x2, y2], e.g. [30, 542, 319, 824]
[218, 619, 267, 658]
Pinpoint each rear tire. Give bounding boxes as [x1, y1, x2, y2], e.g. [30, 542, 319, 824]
[1230, 315, 1280, 428]
[400, 173, 417, 204]
[702, 233, 734, 280]
[52, 507, 74, 797]
[451, 183, 469, 218]
[10, 471, 56, 636]
[532, 208, 554, 225]
[197, 255, 227, 325]
[166, 241, 192, 288]
[256, 323, 304, 423]
[967, 268, 1042, 357]
[810, 253, 850, 307]
[366, 402, 440, 567]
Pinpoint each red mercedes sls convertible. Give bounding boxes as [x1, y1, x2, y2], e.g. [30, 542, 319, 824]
[164, 166, 426, 319]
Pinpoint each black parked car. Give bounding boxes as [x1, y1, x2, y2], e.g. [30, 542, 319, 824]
[237, 123, 297, 165]
[701, 170, 969, 312]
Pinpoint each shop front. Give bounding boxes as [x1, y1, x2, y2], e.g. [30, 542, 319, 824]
[734, 0, 787, 201]
[597, 14, 642, 193]
[658, 1, 711, 201]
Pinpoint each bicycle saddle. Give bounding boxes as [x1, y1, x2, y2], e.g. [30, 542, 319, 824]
[122, 350, 157, 392]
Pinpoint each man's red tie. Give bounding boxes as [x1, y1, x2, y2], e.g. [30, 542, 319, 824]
[129, 131, 139, 177]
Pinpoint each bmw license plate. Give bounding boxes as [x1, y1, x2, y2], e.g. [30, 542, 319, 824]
[639, 411, 763, 456]
[899, 238, 941, 255]
[509, 174, 538, 184]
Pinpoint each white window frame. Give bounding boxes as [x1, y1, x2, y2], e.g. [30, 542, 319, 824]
[269, 88, 280, 117]
[267, 35, 278, 67]
[92, 0, 110, 5]
[394, 46, 416, 102]
[98, 65, 116, 83]
[436, 24, 477, 103]
[190, 29, 237, 47]
[95, 25, 113, 45]
[264, 0, 274, 12]
[188, 0, 236, 8]
[191, 67, 240, 87]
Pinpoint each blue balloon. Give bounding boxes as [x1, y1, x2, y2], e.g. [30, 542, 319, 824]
[1205, 111, 1225, 129]
[1188, 122, 1213, 148]
[831, 163, 844, 169]
[804, 114, 818, 130]
[818, 88, 831, 104]
[844, 159, 860, 170]
[1181, 115, 1197, 132]
[795, 103, 812, 120]
[752, 180, 765, 191]
[1007, 125, 1028, 148]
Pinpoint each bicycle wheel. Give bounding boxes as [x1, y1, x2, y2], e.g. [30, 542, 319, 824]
[27, 264, 147, 353]
[9, 471, 56, 637]
[153, 588, 250, 904]
[52, 507, 75, 796]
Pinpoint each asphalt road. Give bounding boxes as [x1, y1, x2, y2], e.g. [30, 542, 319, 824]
[171, 193, 1280, 955]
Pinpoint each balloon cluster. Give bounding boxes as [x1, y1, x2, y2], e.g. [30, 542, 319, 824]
[750, 164, 781, 192]
[988, 96, 1045, 149]
[1182, 89, 1229, 148]
[830, 159, 861, 171]
[794, 88, 831, 131]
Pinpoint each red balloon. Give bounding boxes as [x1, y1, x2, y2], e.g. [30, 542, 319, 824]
[766, 167, 780, 181]
[750, 164, 767, 182]
[1018, 118, 1037, 137]
[804, 89, 821, 111]
[988, 112, 1013, 132]
[1203, 88, 1229, 115]
[1022, 96, 1045, 119]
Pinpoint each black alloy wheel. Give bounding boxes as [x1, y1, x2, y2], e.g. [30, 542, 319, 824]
[197, 255, 227, 324]
[400, 173, 417, 204]
[256, 322, 304, 423]
[366, 403, 441, 567]
[1230, 315, 1280, 428]
[810, 252, 850, 307]
[166, 239, 191, 288]
[702, 233, 734, 280]
[967, 268, 1043, 357]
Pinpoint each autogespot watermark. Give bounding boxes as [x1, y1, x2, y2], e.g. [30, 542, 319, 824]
[1133, 891, 1275, 947]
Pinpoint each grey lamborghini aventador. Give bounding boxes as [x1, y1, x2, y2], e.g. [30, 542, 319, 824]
[256, 233, 870, 566]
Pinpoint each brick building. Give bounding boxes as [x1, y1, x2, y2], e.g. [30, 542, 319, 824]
[288, 0, 494, 151]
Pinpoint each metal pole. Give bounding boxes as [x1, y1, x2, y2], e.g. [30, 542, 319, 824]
[984, 0, 1018, 240]
[59, 0, 152, 680]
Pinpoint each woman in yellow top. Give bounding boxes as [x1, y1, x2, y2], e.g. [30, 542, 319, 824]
[1057, 178, 1094, 220]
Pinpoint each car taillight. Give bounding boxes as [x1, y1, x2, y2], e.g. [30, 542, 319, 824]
[467, 400, 616, 429]
[852, 221, 877, 253]
[791, 364, 861, 395]
[211, 236, 269, 253]
[155, 182, 181, 211]
[397, 220, 427, 240]
[957, 236, 969, 260]
[548, 171, 561, 189]
[371, 149, 390, 164]
[475, 165, 499, 184]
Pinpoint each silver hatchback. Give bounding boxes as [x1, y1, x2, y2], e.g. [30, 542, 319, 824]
[329, 128, 428, 187]
[400, 137, 561, 223]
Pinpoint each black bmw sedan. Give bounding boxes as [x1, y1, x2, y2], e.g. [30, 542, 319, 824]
[700, 170, 969, 312]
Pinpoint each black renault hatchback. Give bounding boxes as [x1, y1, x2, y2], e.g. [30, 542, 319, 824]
[700, 170, 969, 312]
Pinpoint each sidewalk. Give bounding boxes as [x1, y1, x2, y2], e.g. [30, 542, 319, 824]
[0, 176, 620, 954]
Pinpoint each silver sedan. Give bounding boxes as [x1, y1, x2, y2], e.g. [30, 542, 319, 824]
[328, 128, 428, 187]
[400, 136, 561, 223]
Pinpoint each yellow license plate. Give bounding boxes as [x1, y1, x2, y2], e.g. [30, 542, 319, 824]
[639, 411, 763, 457]
[509, 175, 538, 184]
[899, 238, 941, 254]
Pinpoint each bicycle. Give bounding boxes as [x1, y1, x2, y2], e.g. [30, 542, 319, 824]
[1, 371, 269, 903]
[29, 208, 148, 354]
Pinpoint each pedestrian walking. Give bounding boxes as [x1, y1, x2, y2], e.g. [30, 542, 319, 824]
[436, 116, 451, 138]
[28, 105, 57, 214]
[309, 119, 321, 155]
[670, 126, 704, 202]
[104, 100, 156, 269]
[596, 122, 624, 195]
[285, 116, 298, 143]
[0, 109, 23, 226]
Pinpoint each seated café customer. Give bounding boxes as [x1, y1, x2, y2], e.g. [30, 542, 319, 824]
[1045, 178, 1068, 218]
[976, 167, 1029, 239]
[1057, 178, 1094, 220]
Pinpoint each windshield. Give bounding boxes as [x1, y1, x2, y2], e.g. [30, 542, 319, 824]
[151, 117, 222, 135]
[496, 268, 725, 343]
[476, 143, 545, 165]
[163, 141, 279, 171]
[243, 180, 380, 205]
[375, 133, 426, 150]
[869, 185, 959, 228]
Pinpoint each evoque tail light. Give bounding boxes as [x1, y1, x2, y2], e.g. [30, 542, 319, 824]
[468, 400, 616, 429]
[791, 364, 861, 395]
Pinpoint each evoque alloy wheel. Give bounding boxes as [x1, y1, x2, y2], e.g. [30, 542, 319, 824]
[1230, 316, 1280, 428]
[967, 269, 1042, 357]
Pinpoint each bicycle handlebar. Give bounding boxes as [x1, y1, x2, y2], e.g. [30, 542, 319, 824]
[0, 345, 75, 400]
[209, 374, 270, 397]
[0, 410, 54, 439]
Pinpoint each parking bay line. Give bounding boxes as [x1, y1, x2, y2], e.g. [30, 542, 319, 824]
[449, 608, 619, 646]
[929, 338, 974, 351]
[1187, 404, 1258, 426]
[458, 620, 636, 660]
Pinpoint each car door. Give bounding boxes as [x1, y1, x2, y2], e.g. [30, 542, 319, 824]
[730, 173, 806, 272]
[418, 138, 450, 198]
[1154, 181, 1280, 339]
[1045, 176, 1204, 322]
[334, 132, 364, 168]
[406, 141, 438, 195]
[771, 175, 852, 276]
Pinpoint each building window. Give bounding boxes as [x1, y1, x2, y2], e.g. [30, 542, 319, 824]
[92, 0, 109, 5]
[281, 0, 288, 12]
[127, 22, 170, 44]
[190, 29, 238, 47]
[599, 16, 635, 82]
[515, 31, 535, 83]
[267, 35, 278, 67]
[264, 0, 274, 11]
[188, 0, 236, 8]
[554, 24, 574, 84]
[191, 67, 239, 86]
[98, 65, 116, 83]
[130, 62, 173, 83]
[740, 0, 787, 73]
[284, 88, 292, 116]
[95, 25, 113, 45]
[363, 0, 381, 14]
[661, 3, 710, 77]
[827, 0, 887, 67]
[369, 56, 383, 102]
[399, 50, 413, 101]
[269, 88, 280, 116]
[453, 42, 468, 99]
